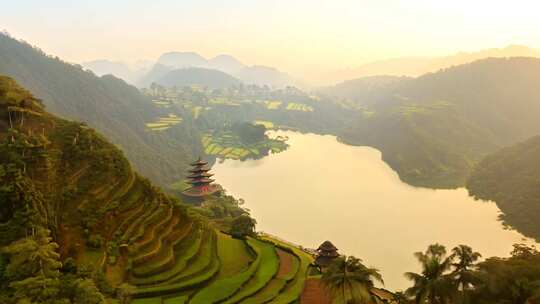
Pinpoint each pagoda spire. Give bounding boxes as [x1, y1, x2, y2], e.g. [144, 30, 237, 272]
[315, 240, 340, 269]
[182, 157, 220, 198]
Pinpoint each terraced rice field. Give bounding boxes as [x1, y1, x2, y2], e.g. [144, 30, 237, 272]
[152, 99, 173, 107]
[286, 103, 314, 112]
[209, 97, 241, 106]
[254, 120, 275, 129]
[202, 132, 287, 160]
[192, 106, 204, 119]
[97, 169, 314, 303]
[260, 100, 282, 110]
[145, 114, 183, 131]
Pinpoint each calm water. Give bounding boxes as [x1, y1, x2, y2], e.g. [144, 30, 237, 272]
[212, 131, 537, 290]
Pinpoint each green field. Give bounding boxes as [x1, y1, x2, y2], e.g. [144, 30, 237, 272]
[201, 131, 287, 160]
[145, 114, 183, 131]
[286, 102, 313, 112]
[259, 100, 282, 110]
[209, 97, 241, 106]
[253, 120, 275, 129]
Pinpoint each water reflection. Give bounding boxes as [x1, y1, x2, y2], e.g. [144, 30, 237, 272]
[212, 131, 537, 290]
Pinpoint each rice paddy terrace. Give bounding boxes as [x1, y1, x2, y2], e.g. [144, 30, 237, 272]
[122, 225, 313, 304]
[201, 131, 288, 160]
[58, 115, 312, 303]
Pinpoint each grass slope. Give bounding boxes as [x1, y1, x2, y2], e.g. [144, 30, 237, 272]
[222, 239, 280, 304]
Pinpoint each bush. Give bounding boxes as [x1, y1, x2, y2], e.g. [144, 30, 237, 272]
[87, 234, 103, 248]
[230, 215, 257, 239]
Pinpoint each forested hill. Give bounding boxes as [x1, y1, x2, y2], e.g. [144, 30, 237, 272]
[0, 75, 317, 304]
[0, 75, 193, 301]
[337, 57, 540, 188]
[0, 33, 201, 187]
[467, 135, 540, 241]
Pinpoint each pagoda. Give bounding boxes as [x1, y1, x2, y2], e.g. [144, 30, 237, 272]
[315, 240, 339, 269]
[182, 157, 220, 198]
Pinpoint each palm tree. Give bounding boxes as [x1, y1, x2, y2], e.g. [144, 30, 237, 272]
[450, 245, 481, 296]
[393, 291, 410, 304]
[321, 255, 384, 304]
[405, 244, 456, 304]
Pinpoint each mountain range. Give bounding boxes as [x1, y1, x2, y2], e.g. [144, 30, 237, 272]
[83, 52, 295, 88]
[319, 45, 540, 84]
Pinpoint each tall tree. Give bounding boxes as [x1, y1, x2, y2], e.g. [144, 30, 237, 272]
[450, 245, 481, 303]
[471, 244, 540, 303]
[2, 228, 63, 303]
[405, 244, 456, 304]
[321, 255, 384, 304]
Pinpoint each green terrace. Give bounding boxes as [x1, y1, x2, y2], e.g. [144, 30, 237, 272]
[92, 180, 314, 304]
[145, 114, 183, 131]
[208, 97, 242, 106]
[258, 100, 282, 110]
[253, 120, 275, 129]
[286, 102, 314, 112]
[201, 131, 288, 160]
[152, 99, 174, 107]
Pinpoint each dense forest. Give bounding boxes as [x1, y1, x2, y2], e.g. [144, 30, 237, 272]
[0, 33, 202, 188]
[467, 135, 540, 241]
[332, 58, 540, 188]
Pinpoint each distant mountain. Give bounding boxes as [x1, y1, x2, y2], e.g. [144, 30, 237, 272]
[157, 51, 208, 68]
[467, 135, 540, 241]
[319, 76, 411, 104]
[338, 57, 540, 188]
[0, 33, 202, 187]
[142, 52, 294, 88]
[82, 59, 150, 84]
[82, 59, 132, 78]
[208, 54, 245, 74]
[329, 45, 540, 84]
[155, 67, 241, 88]
[138, 63, 174, 88]
[235, 65, 293, 88]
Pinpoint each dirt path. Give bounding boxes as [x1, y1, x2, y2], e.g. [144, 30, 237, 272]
[300, 278, 332, 304]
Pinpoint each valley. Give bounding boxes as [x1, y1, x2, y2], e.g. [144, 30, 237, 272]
[1, 26, 540, 304]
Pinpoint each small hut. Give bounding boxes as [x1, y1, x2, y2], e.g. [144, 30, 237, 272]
[315, 240, 339, 269]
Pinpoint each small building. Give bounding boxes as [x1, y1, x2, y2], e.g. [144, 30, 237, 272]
[182, 157, 220, 201]
[315, 240, 339, 269]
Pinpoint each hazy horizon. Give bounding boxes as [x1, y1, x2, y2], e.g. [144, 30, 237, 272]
[3, 0, 540, 83]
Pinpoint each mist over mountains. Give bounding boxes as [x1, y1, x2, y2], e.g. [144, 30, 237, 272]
[83, 51, 295, 88]
[84, 45, 540, 88]
[325, 45, 540, 84]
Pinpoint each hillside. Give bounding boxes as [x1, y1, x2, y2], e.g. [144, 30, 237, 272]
[467, 136, 540, 241]
[337, 57, 540, 188]
[0, 33, 202, 187]
[328, 45, 540, 83]
[0, 75, 316, 303]
[156, 68, 241, 89]
[81, 60, 151, 85]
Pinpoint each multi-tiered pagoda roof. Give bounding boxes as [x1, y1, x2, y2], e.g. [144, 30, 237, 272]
[182, 157, 220, 197]
[315, 240, 339, 268]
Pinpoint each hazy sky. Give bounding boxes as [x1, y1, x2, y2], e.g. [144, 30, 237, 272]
[2, 0, 540, 75]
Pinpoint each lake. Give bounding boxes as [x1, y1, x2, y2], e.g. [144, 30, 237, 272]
[212, 131, 537, 290]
